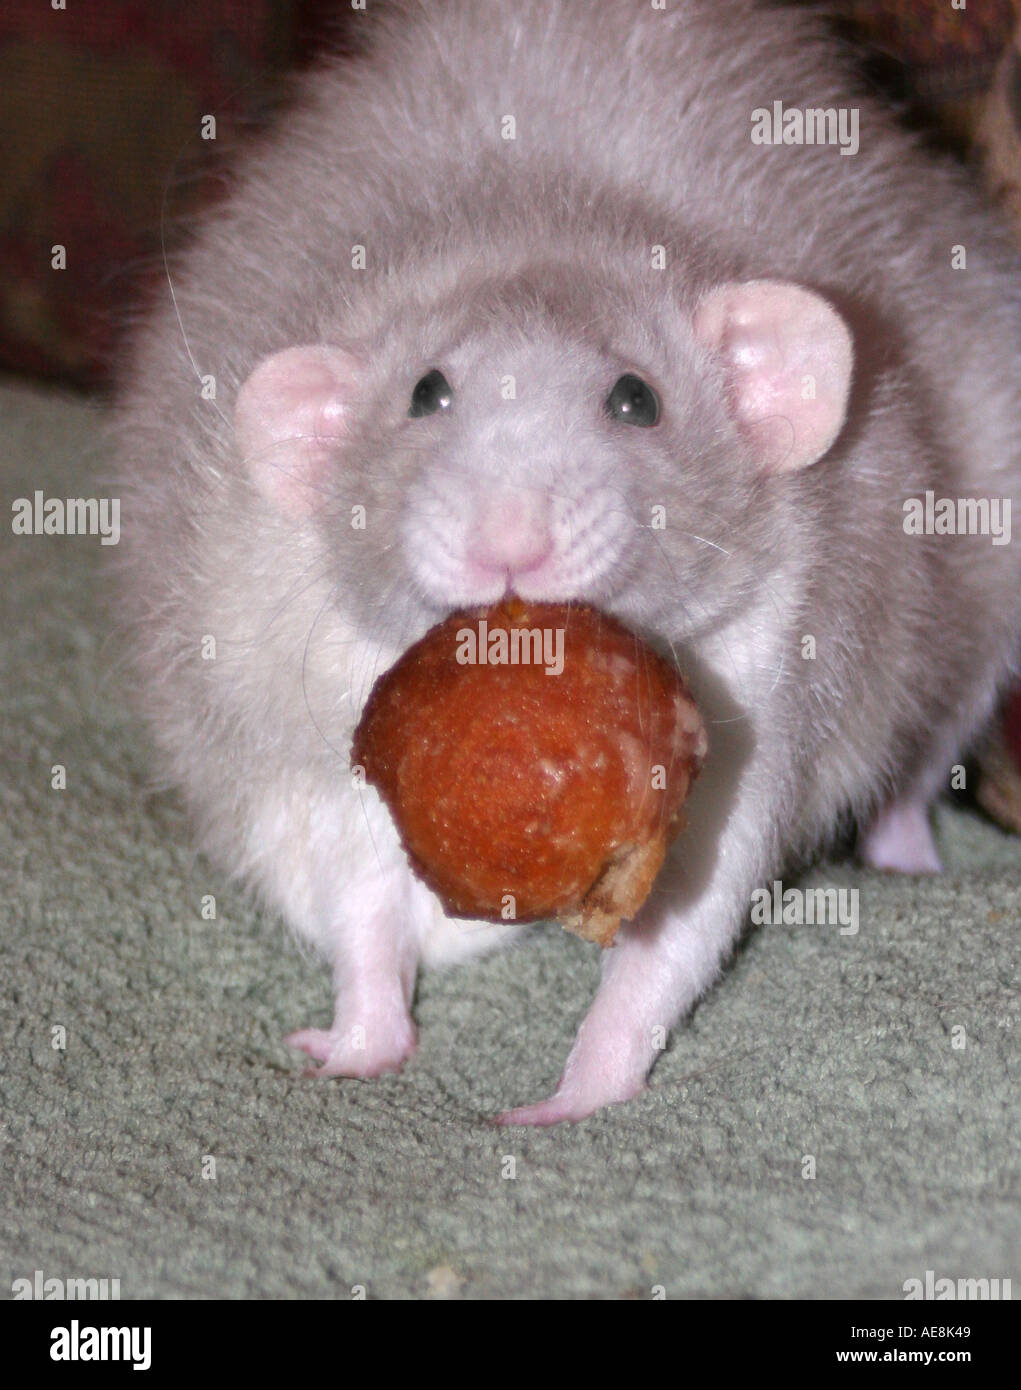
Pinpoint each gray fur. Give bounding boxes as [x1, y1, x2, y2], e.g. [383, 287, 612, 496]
[111, 0, 1021, 1118]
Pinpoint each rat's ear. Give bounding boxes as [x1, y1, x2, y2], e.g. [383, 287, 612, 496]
[693, 280, 853, 473]
[234, 345, 361, 518]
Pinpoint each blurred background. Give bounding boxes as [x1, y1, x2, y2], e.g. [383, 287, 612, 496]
[0, 0, 356, 390]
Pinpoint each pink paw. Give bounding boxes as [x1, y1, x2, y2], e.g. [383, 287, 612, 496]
[861, 799, 942, 875]
[286, 1017, 416, 1078]
[494, 1077, 646, 1127]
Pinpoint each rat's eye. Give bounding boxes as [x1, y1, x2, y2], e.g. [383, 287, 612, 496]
[409, 368, 453, 417]
[606, 373, 659, 427]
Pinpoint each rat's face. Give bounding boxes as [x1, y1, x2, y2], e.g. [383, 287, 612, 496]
[333, 281, 768, 646]
[234, 269, 852, 652]
[362, 286, 806, 649]
[395, 326, 670, 612]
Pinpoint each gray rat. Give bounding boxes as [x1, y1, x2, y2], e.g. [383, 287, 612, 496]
[112, 0, 1021, 1124]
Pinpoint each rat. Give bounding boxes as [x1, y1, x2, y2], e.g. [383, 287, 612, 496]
[112, 0, 1021, 1124]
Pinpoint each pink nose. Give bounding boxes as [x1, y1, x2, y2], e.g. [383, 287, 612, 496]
[468, 492, 552, 575]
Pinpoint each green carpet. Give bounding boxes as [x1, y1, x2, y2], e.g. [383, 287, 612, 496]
[2, 378, 1019, 1299]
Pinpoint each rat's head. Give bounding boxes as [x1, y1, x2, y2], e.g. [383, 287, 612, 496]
[233, 261, 853, 644]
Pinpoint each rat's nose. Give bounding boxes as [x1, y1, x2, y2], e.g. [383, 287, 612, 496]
[468, 491, 553, 575]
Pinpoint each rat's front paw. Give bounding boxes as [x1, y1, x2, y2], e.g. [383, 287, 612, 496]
[286, 1014, 417, 1079]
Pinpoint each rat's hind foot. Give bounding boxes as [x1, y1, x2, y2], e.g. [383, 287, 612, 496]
[286, 1014, 416, 1078]
[860, 798, 942, 875]
[494, 1072, 646, 1127]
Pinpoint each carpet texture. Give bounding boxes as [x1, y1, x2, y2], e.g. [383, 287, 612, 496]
[2, 378, 1019, 1300]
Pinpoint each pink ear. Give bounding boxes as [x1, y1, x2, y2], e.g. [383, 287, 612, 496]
[234, 345, 360, 517]
[693, 280, 853, 472]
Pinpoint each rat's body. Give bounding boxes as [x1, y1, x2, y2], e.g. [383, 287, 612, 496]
[114, 0, 1021, 1122]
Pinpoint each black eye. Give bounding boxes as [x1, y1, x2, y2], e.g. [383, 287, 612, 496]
[409, 368, 453, 417]
[606, 373, 659, 427]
